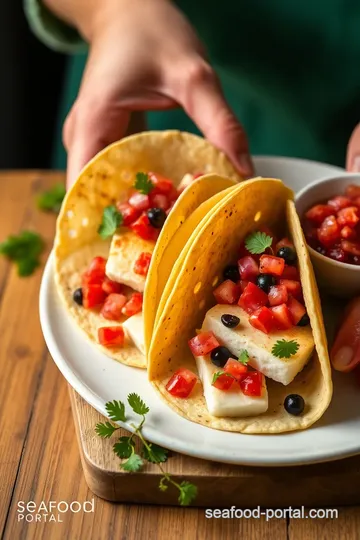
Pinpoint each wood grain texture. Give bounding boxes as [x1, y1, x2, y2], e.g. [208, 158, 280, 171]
[0, 171, 359, 540]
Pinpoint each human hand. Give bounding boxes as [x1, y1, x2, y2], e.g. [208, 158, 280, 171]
[346, 123, 360, 172]
[53, 0, 253, 186]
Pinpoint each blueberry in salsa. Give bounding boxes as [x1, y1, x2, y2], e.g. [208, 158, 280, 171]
[256, 273, 276, 293]
[221, 314, 240, 328]
[73, 287, 83, 306]
[277, 246, 297, 265]
[284, 394, 305, 416]
[210, 346, 237, 367]
[302, 184, 360, 265]
[147, 207, 167, 228]
[223, 264, 240, 283]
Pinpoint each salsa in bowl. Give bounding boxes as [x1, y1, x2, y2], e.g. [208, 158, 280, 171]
[296, 173, 360, 298]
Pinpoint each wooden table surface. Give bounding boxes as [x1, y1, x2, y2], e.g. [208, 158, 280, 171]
[1, 171, 360, 540]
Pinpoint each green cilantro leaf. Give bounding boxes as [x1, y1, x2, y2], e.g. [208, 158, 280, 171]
[134, 172, 154, 195]
[105, 400, 126, 422]
[239, 350, 250, 364]
[98, 205, 123, 239]
[212, 371, 236, 385]
[121, 453, 143, 472]
[113, 436, 135, 459]
[37, 183, 66, 213]
[95, 421, 118, 439]
[128, 393, 150, 416]
[178, 482, 198, 506]
[142, 443, 169, 464]
[245, 231, 273, 255]
[0, 231, 45, 277]
[272, 339, 300, 359]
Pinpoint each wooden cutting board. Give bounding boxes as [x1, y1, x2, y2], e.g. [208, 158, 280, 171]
[69, 388, 360, 507]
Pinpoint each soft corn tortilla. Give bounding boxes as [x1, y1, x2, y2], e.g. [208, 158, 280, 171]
[54, 130, 241, 368]
[148, 178, 333, 433]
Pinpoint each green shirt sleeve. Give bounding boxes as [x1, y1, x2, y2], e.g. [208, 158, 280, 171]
[24, 0, 87, 53]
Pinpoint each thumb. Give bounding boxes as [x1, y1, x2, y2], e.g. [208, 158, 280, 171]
[346, 123, 360, 172]
[63, 99, 130, 187]
[175, 59, 254, 177]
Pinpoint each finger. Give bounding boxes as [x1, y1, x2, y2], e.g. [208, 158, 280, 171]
[346, 123, 360, 172]
[64, 100, 130, 188]
[172, 59, 254, 177]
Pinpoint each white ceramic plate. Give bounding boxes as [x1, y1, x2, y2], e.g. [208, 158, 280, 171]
[40, 157, 360, 467]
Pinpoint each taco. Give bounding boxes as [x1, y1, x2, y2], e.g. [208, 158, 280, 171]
[148, 178, 333, 433]
[54, 130, 241, 368]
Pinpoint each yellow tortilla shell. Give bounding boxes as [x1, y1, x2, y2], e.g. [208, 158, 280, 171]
[54, 130, 241, 368]
[148, 178, 333, 433]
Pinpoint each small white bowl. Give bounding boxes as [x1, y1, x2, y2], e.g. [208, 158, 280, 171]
[295, 173, 360, 298]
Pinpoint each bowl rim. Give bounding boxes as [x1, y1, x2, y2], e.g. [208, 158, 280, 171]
[295, 171, 360, 272]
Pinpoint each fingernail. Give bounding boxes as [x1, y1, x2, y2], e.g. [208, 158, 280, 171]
[352, 156, 360, 172]
[333, 345, 353, 370]
[238, 153, 254, 177]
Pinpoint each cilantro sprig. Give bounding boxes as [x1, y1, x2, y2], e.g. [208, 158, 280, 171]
[37, 183, 66, 213]
[272, 339, 299, 359]
[245, 231, 273, 255]
[98, 205, 123, 239]
[212, 371, 236, 385]
[239, 350, 249, 364]
[134, 172, 154, 195]
[95, 394, 197, 506]
[0, 230, 45, 276]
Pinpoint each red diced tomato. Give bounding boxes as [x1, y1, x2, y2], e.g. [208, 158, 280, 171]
[193, 172, 204, 179]
[345, 184, 360, 200]
[279, 279, 302, 299]
[238, 282, 268, 314]
[121, 293, 143, 316]
[128, 192, 151, 212]
[212, 372, 235, 391]
[317, 215, 341, 246]
[340, 226, 356, 240]
[281, 265, 299, 280]
[213, 280, 241, 305]
[82, 256, 107, 286]
[268, 284, 288, 306]
[148, 172, 175, 196]
[130, 213, 159, 241]
[240, 372, 263, 396]
[134, 252, 152, 276]
[238, 256, 259, 281]
[166, 368, 198, 398]
[337, 206, 359, 228]
[101, 277, 123, 295]
[270, 303, 293, 330]
[98, 326, 125, 347]
[239, 280, 249, 292]
[327, 246, 348, 263]
[224, 359, 248, 381]
[249, 306, 275, 334]
[188, 331, 220, 356]
[305, 204, 333, 224]
[340, 239, 360, 256]
[149, 192, 169, 210]
[287, 296, 306, 325]
[259, 255, 285, 277]
[83, 284, 107, 309]
[328, 196, 353, 212]
[275, 237, 294, 252]
[117, 202, 141, 226]
[101, 293, 127, 320]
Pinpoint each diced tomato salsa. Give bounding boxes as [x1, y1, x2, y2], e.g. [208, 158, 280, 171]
[98, 326, 125, 348]
[188, 331, 220, 356]
[302, 184, 360, 265]
[134, 252, 152, 276]
[166, 368, 198, 398]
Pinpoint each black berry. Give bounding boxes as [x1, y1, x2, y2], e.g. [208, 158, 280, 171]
[256, 273, 276, 293]
[147, 208, 167, 228]
[297, 313, 310, 326]
[223, 265, 240, 283]
[210, 346, 237, 368]
[277, 246, 297, 265]
[73, 288, 83, 306]
[284, 394, 305, 416]
[221, 314, 240, 328]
